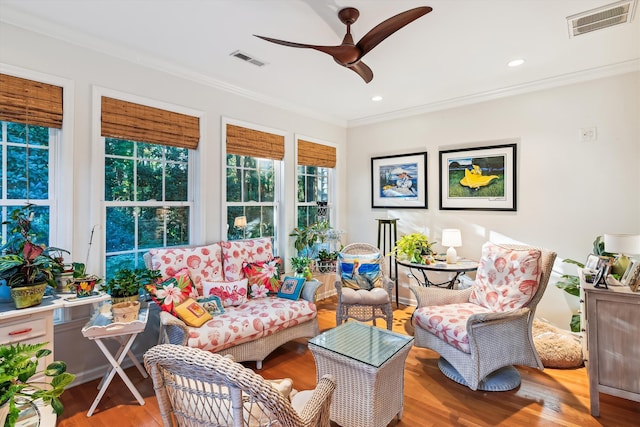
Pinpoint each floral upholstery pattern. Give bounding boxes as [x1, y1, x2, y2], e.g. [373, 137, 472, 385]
[469, 242, 542, 312]
[147, 268, 197, 315]
[414, 303, 491, 353]
[147, 244, 223, 294]
[185, 297, 317, 353]
[242, 257, 282, 296]
[221, 238, 274, 281]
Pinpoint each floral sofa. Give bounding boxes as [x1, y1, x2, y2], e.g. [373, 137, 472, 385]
[144, 238, 321, 369]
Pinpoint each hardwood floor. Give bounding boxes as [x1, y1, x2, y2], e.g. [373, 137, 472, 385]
[57, 297, 640, 427]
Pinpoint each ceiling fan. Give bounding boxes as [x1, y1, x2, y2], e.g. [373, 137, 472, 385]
[254, 6, 433, 83]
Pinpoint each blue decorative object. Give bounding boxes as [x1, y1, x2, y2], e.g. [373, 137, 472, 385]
[277, 276, 306, 300]
[196, 295, 225, 316]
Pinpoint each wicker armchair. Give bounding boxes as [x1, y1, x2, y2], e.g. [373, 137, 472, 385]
[410, 243, 557, 391]
[334, 243, 394, 330]
[144, 344, 336, 427]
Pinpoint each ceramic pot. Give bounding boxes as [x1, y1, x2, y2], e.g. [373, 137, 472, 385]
[112, 301, 140, 323]
[73, 277, 97, 298]
[55, 271, 75, 293]
[110, 294, 139, 305]
[10, 282, 47, 309]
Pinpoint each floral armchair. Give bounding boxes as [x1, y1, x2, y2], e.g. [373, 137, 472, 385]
[410, 242, 557, 391]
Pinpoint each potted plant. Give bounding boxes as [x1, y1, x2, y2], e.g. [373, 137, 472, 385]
[69, 262, 102, 298]
[316, 249, 339, 273]
[101, 267, 161, 304]
[390, 232, 436, 264]
[0, 205, 67, 309]
[0, 342, 75, 427]
[289, 221, 332, 260]
[290, 257, 313, 281]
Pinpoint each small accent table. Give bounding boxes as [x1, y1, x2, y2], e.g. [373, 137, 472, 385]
[396, 259, 478, 289]
[81, 302, 149, 416]
[376, 218, 399, 305]
[309, 322, 413, 427]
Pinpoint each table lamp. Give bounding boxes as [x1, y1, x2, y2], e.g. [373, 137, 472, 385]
[604, 233, 640, 272]
[442, 229, 462, 264]
[234, 216, 247, 239]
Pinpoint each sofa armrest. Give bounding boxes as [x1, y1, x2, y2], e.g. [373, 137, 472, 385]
[159, 311, 189, 345]
[301, 279, 322, 303]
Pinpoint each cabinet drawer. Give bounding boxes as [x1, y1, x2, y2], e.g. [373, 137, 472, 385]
[0, 317, 47, 345]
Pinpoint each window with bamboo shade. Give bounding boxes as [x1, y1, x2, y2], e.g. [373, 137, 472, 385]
[0, 73, 63, 128]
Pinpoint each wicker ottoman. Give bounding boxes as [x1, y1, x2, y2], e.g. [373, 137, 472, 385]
[309, 322, 413, 427]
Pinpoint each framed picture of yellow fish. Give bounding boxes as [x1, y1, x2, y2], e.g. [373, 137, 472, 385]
[439, 141, 517, 211]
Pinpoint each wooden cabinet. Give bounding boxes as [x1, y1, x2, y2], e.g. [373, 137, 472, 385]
[582, 273, 640, 416]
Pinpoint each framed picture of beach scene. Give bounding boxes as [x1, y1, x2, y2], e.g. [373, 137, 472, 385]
[439, 142, 517, 211]
[371, 152, 427, 209]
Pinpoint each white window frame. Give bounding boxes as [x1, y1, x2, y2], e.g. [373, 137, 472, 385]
[92, 87, 205, 278]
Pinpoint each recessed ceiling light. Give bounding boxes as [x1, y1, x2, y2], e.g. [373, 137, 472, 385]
[371, 95, 383, 102]
[507, 58, 525, 67]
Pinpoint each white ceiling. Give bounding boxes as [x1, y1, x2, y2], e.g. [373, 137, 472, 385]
[1, 0, 639, 127]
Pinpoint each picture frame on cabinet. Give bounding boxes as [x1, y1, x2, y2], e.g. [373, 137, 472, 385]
[621, 260, 640, 291]
[592, 256, 614, 289]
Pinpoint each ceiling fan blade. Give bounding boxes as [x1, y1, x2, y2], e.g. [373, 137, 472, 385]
[255, 35, 360, 64]
[347, 61, 373, 83]
[356, 6, 432, 58]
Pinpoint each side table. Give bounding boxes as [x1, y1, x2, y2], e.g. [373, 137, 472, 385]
[81, 302, 149, 416]
[309, 322, 413, 427]
[396, 258, 478, 289]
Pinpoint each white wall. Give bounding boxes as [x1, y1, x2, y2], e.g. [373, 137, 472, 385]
[346, 72, 640, 328]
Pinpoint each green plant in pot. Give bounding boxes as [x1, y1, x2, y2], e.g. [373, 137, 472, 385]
[0, 342, 75, 427]
[389, 232, 436, 264]
[289, 221, 332, 260]
[69, 262, 102, 298]
[101, 267, 161, 304]
[0, 205, 67, 309]
[290, 257, 313, 281]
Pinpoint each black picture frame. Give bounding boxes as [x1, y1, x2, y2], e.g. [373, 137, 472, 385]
[371, 152, 427, 209]
[439, 143, 517, 211]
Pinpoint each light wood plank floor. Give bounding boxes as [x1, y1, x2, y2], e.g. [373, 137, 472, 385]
[57, 297, 640, 427]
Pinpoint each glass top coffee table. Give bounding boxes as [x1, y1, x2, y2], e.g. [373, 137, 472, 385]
[309, 322, 413, 427]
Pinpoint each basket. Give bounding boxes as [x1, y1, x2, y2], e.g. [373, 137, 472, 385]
[112, 301, 140, 323]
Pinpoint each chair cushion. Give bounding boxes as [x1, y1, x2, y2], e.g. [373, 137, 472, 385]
[338, 252, 382, 290]
[221, 238, 274, 281]
[340, 287, 389, 304]
[414, 302, 491, 353]
[469, 242, 542, 312]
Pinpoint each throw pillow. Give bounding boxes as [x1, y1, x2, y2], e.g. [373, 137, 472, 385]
[173, 298, 212, 327]
[196, 295, 225, 316]
[338, 252, 381, 290]
[220, 238, 274, 281]
[277, 276, 306, 300]
[243, 257, 282, 296]
[146, 268, 196, 315]
[469, 242, 542, 312]
[202, 278, 249, 307]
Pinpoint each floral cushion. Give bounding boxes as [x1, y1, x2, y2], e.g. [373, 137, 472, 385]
[469, 242, 542, 312]
[220, 238, 274, 281]
[243, 257, 282, 297]
[202, 278, 249, 307]
[147, 244, 223, 294]
[338, 252, 381, 290]
[414, 302, 491, 353]
[146, 268, 196, 315]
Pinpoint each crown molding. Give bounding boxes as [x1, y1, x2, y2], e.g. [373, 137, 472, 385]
[347, 59, 640, 128]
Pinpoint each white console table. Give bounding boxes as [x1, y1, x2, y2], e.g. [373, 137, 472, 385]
[0, 293, 110, 372]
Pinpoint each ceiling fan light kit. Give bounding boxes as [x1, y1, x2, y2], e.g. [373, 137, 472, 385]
[255, 6, 433, 83]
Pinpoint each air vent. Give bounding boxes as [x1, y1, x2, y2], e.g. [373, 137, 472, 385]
[230, 50, 267, 67]
[567, 0, 637, 37]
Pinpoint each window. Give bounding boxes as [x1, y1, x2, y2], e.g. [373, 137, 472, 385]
[225, 123, 284, 245]
[296, 165, 330, 228]
[0, 121, 56, 244]
[101, 96, 200, 279]
[103, 138, 191, 279]
[296, 138, 336, 228]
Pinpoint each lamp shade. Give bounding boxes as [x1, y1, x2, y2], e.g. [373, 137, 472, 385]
[441, 229, 462, 248]
[234, 216, 247, 228]
[604, 234, 640, 255]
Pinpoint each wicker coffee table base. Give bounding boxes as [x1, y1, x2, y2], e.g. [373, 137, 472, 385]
[310, 342, 412, 427]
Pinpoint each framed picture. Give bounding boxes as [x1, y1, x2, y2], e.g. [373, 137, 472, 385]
[371, 152, 427, 209]
[439, 143, 517, 211]
[584, 254, 600, 271]
[621, 260, 640, 291]
[593, 256, 614, 288]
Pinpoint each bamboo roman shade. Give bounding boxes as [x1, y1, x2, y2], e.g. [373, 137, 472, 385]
[101, 97, 200, 150]
[297, 139, 336, 168]
[226, 123, 284, 160]
[0, 73, 63, 128]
